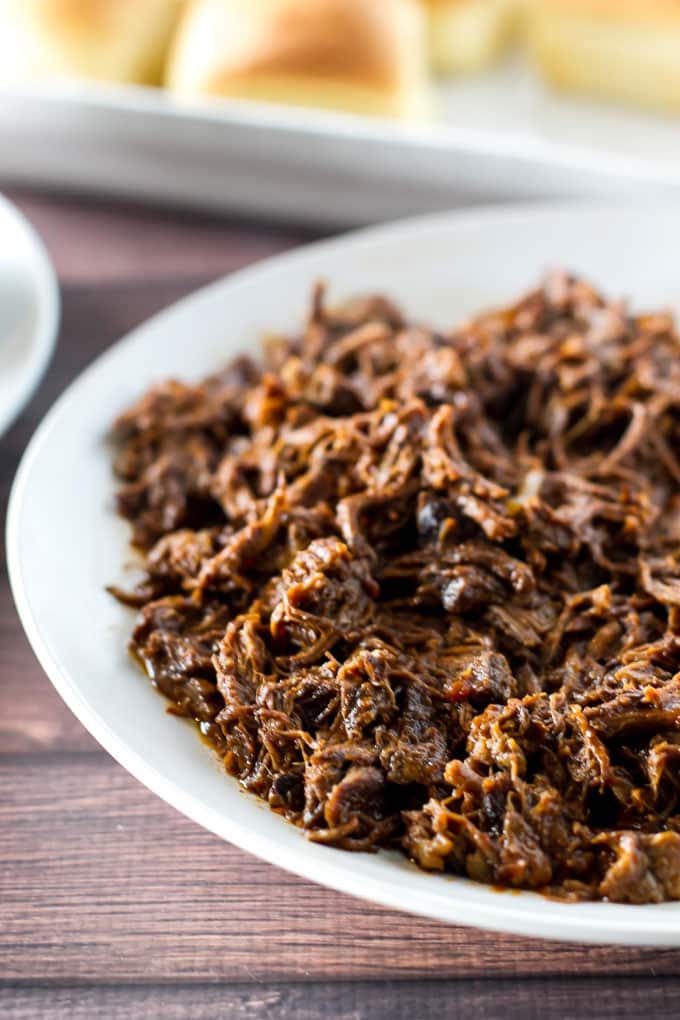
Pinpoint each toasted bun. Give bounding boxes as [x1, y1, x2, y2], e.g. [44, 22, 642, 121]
[528, 0, 680, 112]
[167, 0, 430, 119]
[423, 0, 519, 74]
[0, 0, 185, 85]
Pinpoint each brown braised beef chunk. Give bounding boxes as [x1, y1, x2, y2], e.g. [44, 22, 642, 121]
[110, 274, 680, 901]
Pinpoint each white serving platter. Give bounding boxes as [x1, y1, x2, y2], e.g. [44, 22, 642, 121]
[8, 202, 680, 944]
[1, 59, 680, 225]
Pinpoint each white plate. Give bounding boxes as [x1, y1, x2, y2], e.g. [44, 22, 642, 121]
[0, 194, 59, 436]
[8, 203, 680, 945]
[1, 63, 680, 225]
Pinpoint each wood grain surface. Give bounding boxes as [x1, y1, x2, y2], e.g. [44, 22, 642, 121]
[2, 189, 680, 1019]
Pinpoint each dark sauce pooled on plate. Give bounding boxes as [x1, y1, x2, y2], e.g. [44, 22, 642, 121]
[110, 273, 680, 902]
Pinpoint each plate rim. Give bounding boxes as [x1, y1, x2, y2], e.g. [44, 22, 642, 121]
[0, 192, 60, 437]
[8, 200, 680, 946]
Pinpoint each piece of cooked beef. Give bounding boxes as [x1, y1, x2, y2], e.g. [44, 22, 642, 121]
[110, 272, 680, 901]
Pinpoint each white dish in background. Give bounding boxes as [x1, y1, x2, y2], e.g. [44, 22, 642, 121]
[0, 194, 59, 437]
[7, 203, 680, 945]
[0, 61, 679, 225]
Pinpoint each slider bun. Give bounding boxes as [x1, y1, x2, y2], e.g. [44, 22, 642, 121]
[167, 0, 430, 118]
[528, 0, 680, 112]
[423, 0, 519, 75]
[0, 0, 185, 86]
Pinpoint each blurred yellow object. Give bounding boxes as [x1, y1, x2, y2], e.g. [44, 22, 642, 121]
[423, 0, 519, 74]
[528, 0, 680, 112]
[0, 0, 185, 86]
[166, 0, 430, 119]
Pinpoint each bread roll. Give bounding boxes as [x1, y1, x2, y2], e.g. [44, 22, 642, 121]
[167, 0, 430, 119]
[528, 1, 680, 112]
[423, 0, 519, 75]
[0, 0, 185, 86]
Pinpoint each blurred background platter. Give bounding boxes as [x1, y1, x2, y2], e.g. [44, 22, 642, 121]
[1, 64, 679, 227]
[0, 192, 59, 437]
[2, 0, 680, 225]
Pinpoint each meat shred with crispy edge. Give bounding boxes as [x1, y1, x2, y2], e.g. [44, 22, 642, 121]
[109, 273, 680, 903]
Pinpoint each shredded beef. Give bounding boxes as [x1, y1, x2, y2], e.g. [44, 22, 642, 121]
[110, 272, 680, 902]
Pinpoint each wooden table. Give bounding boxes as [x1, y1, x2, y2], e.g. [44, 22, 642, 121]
[2, 190, 680, 1020]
